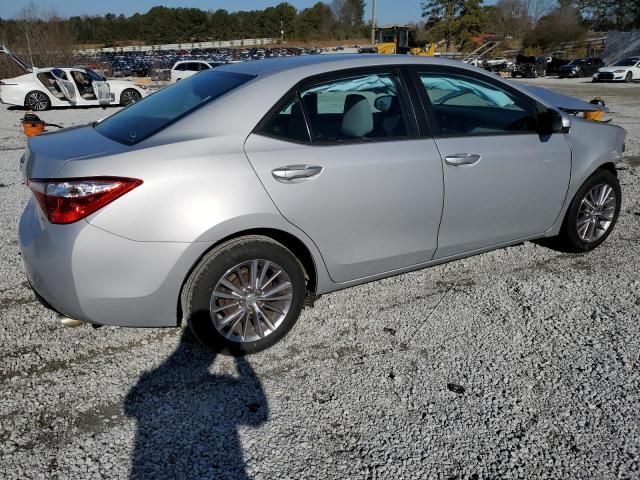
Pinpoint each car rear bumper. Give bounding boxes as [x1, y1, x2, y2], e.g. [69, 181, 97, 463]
[19, 198, 206, 327]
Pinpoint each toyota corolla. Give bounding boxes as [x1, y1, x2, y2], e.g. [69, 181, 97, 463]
[19, 55, 626, 353]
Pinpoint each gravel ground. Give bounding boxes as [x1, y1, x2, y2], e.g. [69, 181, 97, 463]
[1, 79, 639, 480]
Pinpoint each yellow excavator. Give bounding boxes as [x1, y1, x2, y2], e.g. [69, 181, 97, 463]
[372, 25, 437, 56]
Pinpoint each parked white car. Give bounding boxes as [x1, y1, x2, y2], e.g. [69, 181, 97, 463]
[0, 67, 147, 111]
[170, 60, 224, 83]
[593, 57, 640, 83]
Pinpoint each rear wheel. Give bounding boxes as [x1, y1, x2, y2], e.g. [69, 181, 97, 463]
[183, 235, 306, 354]
[555, 170, 621, 252]
[24, 90, 51, 111]
[120, 88, 141, 106]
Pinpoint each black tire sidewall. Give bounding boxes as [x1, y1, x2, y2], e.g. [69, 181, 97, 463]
[120, 89, 141, 105]
[563, 170, 621, 252]
[185, 237, 306, 355]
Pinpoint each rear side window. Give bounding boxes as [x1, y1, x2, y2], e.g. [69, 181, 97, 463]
[301, 73, 410, 142]
[95, 70, 254, 145]
[419, 72, 538, 136]
[259, 72, 412, 144]
[260, 96, 310, 143]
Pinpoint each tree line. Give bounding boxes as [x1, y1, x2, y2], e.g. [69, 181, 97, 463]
[420, 0, 640, 52]
[0, 1, 367, 48]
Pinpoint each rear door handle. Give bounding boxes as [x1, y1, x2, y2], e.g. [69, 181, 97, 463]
[444, 153, 481, 166]
[272, 164, 324, 182]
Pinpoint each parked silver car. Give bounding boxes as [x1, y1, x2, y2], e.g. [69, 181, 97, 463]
[19, 55, 626, 353]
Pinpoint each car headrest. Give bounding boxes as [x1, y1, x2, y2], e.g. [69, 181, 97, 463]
[342, 94, 373, 138]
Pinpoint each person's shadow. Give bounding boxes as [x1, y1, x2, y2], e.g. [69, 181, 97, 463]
[124, 329, 268, 479]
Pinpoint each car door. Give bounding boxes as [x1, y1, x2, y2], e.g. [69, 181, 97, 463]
[91, 80, 111, 105]
[244, 69, 444, 283]
[51, 68, 77, 104]
[414, 68, 571, 259]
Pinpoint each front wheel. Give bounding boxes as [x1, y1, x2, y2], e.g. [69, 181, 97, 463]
[120, 88, 141, 106]
[182, 236, 306, 354]
[555, 169, 621, 252]
[625, 72, 632, 83]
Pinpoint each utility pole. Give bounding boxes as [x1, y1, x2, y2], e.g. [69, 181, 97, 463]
[371, 0, 377, 45]
[280, 20, 284, 44]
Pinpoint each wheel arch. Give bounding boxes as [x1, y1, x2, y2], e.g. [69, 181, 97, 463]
[597, 161, 617, 176]
[177, 227, 319, 326]
[24, 89, 53, 109]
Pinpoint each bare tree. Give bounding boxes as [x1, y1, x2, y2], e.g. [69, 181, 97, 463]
[488, 0, 532, 37]
[14, 2, 77, 68]
[525, 0, 555, 23]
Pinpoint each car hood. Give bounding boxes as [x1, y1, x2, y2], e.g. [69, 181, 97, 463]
[516, 84, 607, 113]
[24, 124, 127, 179]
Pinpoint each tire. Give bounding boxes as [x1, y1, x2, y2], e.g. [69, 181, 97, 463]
[555, 169, 621, 252]
[120, 88, 142, 106]
[625, 72, 632, 83]
[182, 235, 306, 355]
[24, 90, 51, 111]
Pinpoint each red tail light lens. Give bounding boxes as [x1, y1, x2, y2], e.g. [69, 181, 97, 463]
[28, 177, 142, 224]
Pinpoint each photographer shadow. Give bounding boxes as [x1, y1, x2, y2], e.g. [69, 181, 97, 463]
[124, 329, 268, 479]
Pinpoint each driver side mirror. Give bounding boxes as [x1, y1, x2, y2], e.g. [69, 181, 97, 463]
[539, 108, 571, 134]
[101, 75, 107, 81]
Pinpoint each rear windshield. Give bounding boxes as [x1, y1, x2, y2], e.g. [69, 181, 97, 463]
[95, 70, 254, 145]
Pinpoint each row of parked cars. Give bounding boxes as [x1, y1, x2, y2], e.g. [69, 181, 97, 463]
[468, 54, 640, 82]
[80, 47, 322, 80]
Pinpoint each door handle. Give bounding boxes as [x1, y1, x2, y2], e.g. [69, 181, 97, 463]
[444, 153, 481, 166]
[272, 164, 324, 182]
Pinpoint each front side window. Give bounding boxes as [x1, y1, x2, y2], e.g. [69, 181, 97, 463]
[300, 73, 410, 142]
[95, 70, 254, 145]
[419, 72, 538, 136]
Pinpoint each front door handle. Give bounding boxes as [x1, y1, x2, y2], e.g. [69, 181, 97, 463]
[272, 164, 324, 182]
[444, 153, 481, 166]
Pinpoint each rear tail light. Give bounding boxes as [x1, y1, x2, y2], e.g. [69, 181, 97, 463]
[28, 177, 142, 224]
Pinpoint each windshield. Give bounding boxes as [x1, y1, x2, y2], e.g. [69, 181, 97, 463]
[614, 58, 639, 66]
[95, 70, 254, 145]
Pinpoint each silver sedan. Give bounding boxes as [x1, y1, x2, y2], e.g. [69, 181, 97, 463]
[19, 55, 626, 353]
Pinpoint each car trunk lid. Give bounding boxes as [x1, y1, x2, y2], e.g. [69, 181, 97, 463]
[23, 124, 126, 181]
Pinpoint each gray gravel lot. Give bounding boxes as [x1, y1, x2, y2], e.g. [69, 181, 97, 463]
[1, 79, 640, 479]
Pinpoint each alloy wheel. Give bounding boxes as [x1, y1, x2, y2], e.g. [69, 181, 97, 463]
[121, 90, 141, 105]
[210, 259, 293, 343]
[26, 91, 49, 111]
[576, 183, 616, 243]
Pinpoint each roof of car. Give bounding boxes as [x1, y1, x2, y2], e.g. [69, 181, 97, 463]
[216, 54, 468, 77]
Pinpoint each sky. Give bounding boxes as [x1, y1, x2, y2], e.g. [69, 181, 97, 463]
[7, 0, 425, 25]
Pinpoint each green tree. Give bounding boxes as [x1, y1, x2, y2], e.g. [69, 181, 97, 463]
[576, 0, 640, 30]
[422, 0, 487, 50]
